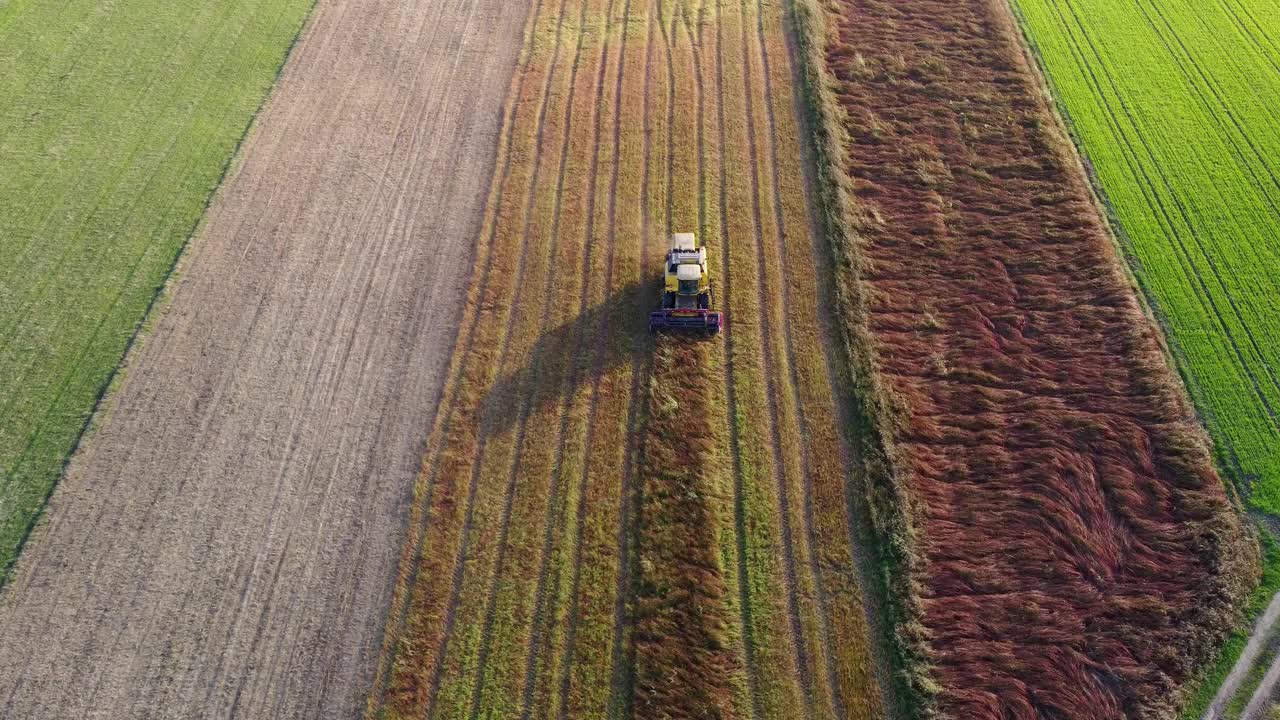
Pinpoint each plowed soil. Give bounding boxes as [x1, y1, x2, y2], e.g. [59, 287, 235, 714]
[819, 0, 1255, 717]
[0, 0, 528, 717]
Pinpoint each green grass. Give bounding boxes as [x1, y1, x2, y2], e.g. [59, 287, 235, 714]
[1226, 633, 1277, 719]
[1009, 0, 1280, 512]
[0, 0, 316, 577]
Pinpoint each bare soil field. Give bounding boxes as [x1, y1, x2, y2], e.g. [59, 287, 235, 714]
[0, 0, 528, 717]
[805, 0, 1258, 716]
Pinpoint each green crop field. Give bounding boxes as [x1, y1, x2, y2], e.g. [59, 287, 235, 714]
[1010, 0, 1280, 511]
[0, 0, 314, 577]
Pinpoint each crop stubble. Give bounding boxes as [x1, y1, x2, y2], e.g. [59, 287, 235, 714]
[369, 0, 888, 717]
[807, 0, 1257, 716]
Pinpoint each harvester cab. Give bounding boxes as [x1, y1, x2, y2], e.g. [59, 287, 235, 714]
[649, 232, 723, 333]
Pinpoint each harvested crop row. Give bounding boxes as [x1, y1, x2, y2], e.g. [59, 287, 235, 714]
[800, 0, 1257, 717]
[632, 339, 736, 719]
[367, 0, 889, 717]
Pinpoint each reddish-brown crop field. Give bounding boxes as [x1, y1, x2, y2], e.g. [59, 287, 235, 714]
[808, 0, 1258, 716]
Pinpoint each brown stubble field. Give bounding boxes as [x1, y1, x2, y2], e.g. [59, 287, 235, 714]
[798, 0, 1259, 717]
[367, 0, 892, 717]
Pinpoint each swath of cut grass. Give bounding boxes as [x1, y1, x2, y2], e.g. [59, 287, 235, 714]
[632, 338, 736, 720]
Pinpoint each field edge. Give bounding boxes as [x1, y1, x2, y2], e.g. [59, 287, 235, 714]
[784, 0, 933, 715]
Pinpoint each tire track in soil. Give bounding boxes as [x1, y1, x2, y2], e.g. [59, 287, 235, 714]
[736, 0, 818, 714]
[193, 6, 425, 693]
[506, 1, 612, 715]
[714, 0, 765, 715]
[464, 0, 606, 702]
[419, 0, 578, 711]
[607, 10, 658, 715]
[256, 24, 502, 688]
[1135, 0, 1280, 240]
[467, 0, 616, 713]
[210, 4, 486, 709]
[660, 0, 677, 236]
[751, 1, 845, 715]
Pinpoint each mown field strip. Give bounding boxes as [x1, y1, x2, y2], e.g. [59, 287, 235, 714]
[368, 0, 889, 717]
[0, 0, 317, 577]
[1011, 0, 1280, 512]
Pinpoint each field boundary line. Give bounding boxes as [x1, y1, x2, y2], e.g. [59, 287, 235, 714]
[0, 0, 323, 586]
[367, 0, 569, 712]
[784, 0, 939, 713]
[1048, 0, 1280, 424]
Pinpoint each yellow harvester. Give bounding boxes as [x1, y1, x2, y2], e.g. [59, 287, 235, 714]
[649, 232, 723, 333]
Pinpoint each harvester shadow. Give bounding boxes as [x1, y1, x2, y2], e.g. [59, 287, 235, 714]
[481, 279, 659, 436]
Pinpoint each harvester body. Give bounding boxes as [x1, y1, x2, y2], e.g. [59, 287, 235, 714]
[649, 232, 722, 333]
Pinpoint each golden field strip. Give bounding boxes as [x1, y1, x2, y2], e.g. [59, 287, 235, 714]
[365, 0, 890, 717]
